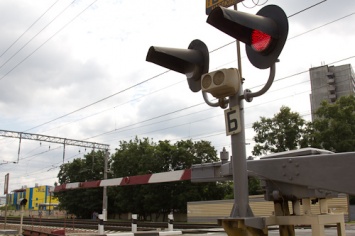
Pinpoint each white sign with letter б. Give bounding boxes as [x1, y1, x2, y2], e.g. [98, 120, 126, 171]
[224, 105, 241, 135]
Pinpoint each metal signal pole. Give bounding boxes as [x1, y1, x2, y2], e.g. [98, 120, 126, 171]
[228, 3, 253, 218]
[102, 150, 109, 221]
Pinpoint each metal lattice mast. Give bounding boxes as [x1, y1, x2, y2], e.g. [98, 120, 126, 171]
[0, 129, 109, 150]
[0, 129, 110, 163]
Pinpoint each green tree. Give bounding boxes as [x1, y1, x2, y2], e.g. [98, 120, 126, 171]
[223, 178, 260, 199]
[252, 106, 308, 156]
[54, 150, 110, 218]
[110, 137, 231, 220]
[312, 95, 355, 152]
[311, 95, 355, 205]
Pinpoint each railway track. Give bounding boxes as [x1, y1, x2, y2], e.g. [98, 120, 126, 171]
[0, 217, 219, 232]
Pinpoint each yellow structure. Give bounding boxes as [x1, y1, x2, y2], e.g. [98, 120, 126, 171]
[10, 185, 58, 211]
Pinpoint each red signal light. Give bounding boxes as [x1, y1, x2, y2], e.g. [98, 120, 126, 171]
[251, 30, 272, 52]
[207, 5, 288, 69]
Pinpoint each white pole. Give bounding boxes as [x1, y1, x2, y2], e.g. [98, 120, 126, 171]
[168, 213, 174, 231]
[103, 208, 107, 221]
[19, 205, 24, 235]
[98, 214, 104, 235]
[102, 150, 109, 221]
[131, 214, 137, 233]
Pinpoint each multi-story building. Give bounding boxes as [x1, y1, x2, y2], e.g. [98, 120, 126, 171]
[309, 64, 355, 120]
[7, 184, 58, 211]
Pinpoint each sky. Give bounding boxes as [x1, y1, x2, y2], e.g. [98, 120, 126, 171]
[0, 0, 354, 194]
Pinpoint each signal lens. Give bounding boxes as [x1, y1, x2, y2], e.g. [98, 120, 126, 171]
[202, 74, 212, 89]
[251, 30, 272, 52]
[213, 71, 225, 85]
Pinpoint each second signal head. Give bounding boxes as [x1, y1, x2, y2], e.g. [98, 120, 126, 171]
[207, 5, 289, 69]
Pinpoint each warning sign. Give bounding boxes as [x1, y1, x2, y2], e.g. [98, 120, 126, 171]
[206, 0, 242, 15]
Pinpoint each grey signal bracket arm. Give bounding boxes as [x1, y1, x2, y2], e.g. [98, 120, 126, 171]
[202, 91, 220, 107]
[242, 62, 276, 102]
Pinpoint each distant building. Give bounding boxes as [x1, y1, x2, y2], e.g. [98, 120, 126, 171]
[309, 64, 355, 120]
[0, 196, 6, 206]
[7, 184, 58, 211]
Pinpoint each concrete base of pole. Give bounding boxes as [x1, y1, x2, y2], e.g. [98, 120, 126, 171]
[98, 214, 104, 235]
[19, 206, 24, 235]
[131, 214, 137, 233]
[219, 217, 268, 236]
[106, 231, 182, 236]
[168, 214, 173, 231]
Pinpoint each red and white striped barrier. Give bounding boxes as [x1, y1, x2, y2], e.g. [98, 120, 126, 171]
[53, 169, 191, 192]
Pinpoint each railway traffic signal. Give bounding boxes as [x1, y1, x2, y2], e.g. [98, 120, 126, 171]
[19, 198, 27, 206]
[201, 68, 241, 99]
[207, 5, 288, 69]
[146, 39, 209, 92]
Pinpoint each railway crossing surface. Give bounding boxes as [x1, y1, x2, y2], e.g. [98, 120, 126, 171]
[181, 226, 355, 236]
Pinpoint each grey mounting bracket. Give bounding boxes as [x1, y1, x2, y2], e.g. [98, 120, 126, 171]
[202, 91, 229, 109]
[242, 62, 276, 102]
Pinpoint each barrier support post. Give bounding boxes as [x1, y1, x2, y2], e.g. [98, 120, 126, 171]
[168, 213, 174, 231]
[98, 214, 104, 235]
[132, 214, 138, 233]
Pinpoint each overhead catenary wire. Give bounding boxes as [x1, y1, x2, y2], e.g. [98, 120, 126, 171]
[23, 69, 170, 133]
[1, 2, 354, 187]
[287, 0, 327, 18]
[0, 0, 61, 58]
[95, 63, 350, 148]
[0, 108, 315, 185]
[0, 0, 78, 72]
[2, 1, 341, 134]
[0, 53, 355, 174]
[0, 0, 98, 82]
[0, 53, 351, 150]
[82, 56, 353, 142]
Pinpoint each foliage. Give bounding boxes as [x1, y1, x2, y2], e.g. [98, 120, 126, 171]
[350, 196, 355, 205]
[223, 178, 261, 200]
[0, 205, 16, 211]
[110, 137, 231, 220]
[54, 150, 110, 219]
[251, 97, 355, 203]
[312, 95, 355, 152]
[312, 95, 355, 204]
[56, 137, 275, 218]
[248, 177, 262, 195]
[252, 106, 308, 156]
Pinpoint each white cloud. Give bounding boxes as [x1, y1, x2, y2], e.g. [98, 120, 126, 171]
[0, 0, 354, 192]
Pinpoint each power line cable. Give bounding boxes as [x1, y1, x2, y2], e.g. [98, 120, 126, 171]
[211, 10, 354, 68]
[24, 69, 169, 132]
[85, 101, 206, 140]
[288, 12, 355, 41]
[0, 0, 61, 58]
[0, 0, 97, 82]
[0, 0, 77, 72]
[101, 64, 352, 145]
[14, 1, 343, 133]
[0, 66, 333, 185]
[41, 80, 185, 133]
[4, 0, 349, 140]
[83, 56, 354, 142]
[287, 0, 327, 18]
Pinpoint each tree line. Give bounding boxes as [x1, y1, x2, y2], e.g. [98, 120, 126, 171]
[252, 95, 355, 155]
[54, 95, 355, 218]
[55, 139, 234, 219]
